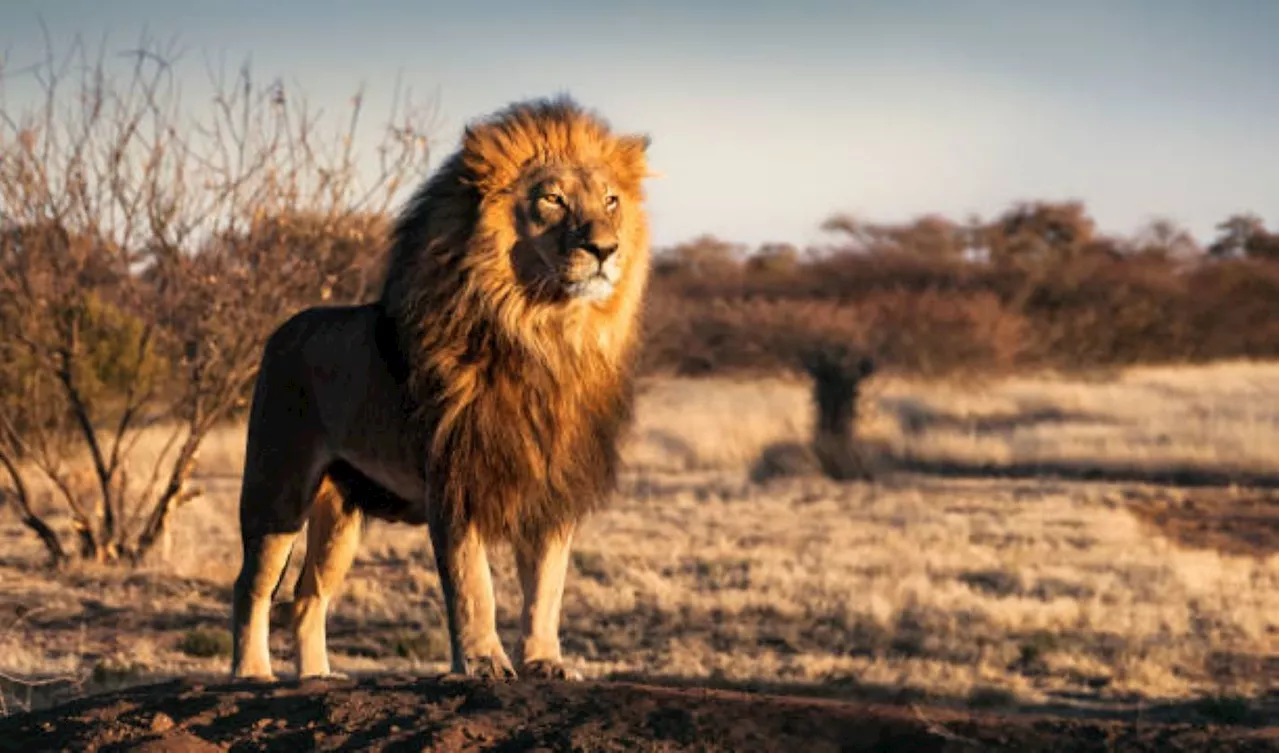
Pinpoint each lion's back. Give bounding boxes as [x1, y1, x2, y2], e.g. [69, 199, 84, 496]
[247, 302, 423, 477]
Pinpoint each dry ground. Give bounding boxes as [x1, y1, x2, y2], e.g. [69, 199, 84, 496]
[3, 675, 1275, 753]
[0, 361, 1276, 744]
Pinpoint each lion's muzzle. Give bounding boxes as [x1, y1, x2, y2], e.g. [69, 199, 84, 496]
[565, 223, 622, 301]
[566, 270, 617, 302]
[581, 239, 617, 263]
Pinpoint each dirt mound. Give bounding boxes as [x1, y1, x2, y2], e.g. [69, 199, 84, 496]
[0, 675, 1274, 752]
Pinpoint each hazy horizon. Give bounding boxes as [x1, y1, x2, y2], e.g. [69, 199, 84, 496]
[1, 0, 1275, 249]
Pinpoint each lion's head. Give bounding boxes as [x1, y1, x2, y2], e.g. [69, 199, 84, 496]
[504, 150, 637, 304]
[377, 96, 653, 541]
[382, 96, 651, 365]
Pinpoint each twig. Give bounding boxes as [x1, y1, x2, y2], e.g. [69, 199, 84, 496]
[909, 704, 982, 748]
[0, 606, 82, 717]
[0, 670, 85, 717]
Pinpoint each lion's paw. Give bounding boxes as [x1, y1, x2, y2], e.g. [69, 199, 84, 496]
[298, 671, 352, 682]
[462, 652, 518, 681]
[231, 670, 278, 683]
[519, 659, 582, 681]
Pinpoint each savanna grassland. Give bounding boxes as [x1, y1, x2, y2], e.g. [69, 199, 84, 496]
[1, 360, 1275, 736]
[1, 30, 1277, 750]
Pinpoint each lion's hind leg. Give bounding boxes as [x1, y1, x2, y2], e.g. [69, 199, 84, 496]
[232, 529, 298, 680]
[230, 336, 329, 681]
[232, 464, 319, 680]
[292, 475, 362, 679]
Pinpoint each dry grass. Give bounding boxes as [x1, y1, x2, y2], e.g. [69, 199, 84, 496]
[0, 361, 1276, 720]
[869, 361, 1279, 475]
[626, 360, 1278, 477]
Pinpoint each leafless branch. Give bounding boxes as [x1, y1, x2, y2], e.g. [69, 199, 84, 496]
[0, 31, 431, 564]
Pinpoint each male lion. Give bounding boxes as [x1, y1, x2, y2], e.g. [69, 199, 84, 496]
[230, 97, 651, 681]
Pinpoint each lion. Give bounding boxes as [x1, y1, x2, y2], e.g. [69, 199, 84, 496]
[230, 96, 652, 681]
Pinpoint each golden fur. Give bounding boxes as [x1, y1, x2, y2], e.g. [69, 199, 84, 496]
[230, 96, 652, 681]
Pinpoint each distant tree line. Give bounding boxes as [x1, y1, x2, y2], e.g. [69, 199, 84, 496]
[641, 203, 1276, 375]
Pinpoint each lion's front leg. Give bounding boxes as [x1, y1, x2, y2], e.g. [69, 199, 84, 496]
[427, 514, 516, 680]
[514, 524, 581, 680]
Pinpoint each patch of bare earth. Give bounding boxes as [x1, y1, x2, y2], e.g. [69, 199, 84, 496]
[0, 675, 1275, 753]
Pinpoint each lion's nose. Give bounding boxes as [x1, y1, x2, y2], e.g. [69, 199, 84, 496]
[582, 240, 618, 263]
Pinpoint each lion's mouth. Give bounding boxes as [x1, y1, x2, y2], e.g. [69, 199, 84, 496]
[566, 273, 615, 302]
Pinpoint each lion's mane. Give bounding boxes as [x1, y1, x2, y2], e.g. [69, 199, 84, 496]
[377, 96, 651, 542]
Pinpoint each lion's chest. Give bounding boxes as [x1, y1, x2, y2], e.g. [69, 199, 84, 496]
[431, 358, 628, 500]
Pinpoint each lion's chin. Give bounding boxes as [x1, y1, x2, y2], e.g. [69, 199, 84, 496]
[565, 276, 616, 303]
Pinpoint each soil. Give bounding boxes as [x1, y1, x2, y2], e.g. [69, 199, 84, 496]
[0, 675, 1274, 753]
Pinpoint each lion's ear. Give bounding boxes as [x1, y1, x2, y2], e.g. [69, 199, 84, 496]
[613, 134, 651, 188]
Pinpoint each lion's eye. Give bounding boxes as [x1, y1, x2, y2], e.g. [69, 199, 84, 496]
[604, 195, 619, 212]
[540, 193, 565, 208]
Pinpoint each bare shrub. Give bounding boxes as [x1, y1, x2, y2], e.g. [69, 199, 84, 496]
[0, 34, 429, 564]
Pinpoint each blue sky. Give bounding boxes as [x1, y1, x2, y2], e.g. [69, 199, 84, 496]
[1, 0, 1275, 248]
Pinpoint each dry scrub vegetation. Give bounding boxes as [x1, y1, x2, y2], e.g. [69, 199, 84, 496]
[1, 361, 1275, 724]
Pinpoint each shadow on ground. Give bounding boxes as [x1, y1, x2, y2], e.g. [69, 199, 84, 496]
[604, 672, 1280, 729]
[0, 674, 1275, 753]
[885, 399, 1116, 436]
[887, 457, 1277, 491]
[876, 397, 1277, 490]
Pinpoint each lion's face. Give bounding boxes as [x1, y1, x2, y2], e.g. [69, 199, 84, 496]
[510, 164, 632, 304]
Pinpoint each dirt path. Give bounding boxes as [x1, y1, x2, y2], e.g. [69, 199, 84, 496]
[0, 675, 1273, 752]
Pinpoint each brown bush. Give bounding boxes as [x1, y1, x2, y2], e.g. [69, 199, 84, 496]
[641, 247, 1276, 377]
[1183, 259, 1279, 361]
